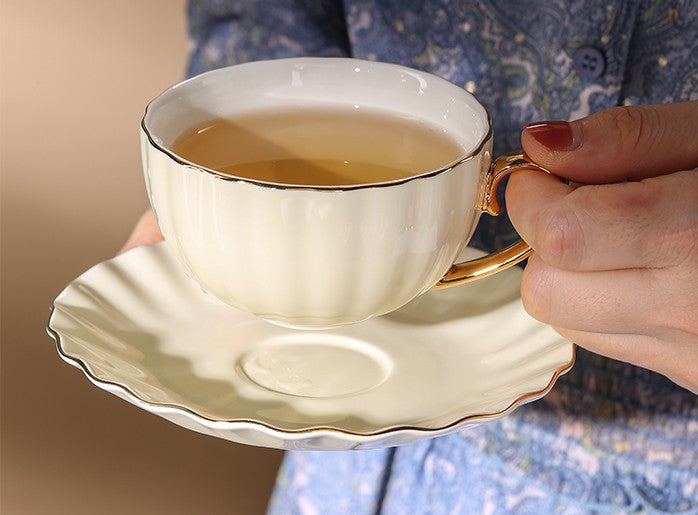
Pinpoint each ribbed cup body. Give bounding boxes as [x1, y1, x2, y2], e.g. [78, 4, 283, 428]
[141, 58, 492, 327]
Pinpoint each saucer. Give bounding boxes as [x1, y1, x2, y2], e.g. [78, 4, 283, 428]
[47, 242, 574, 450]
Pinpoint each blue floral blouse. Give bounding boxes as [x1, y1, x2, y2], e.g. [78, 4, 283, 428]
[185, 1, 698, 513]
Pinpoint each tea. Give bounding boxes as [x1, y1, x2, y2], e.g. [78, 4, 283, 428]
[170, 107, 464, 186]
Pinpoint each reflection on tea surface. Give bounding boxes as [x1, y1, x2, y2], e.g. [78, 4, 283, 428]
[171, 107, 465, 186]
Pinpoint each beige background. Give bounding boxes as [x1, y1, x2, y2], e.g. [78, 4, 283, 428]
[1, 1, 283, 513]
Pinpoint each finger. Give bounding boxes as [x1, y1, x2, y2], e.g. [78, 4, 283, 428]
[506, 167, 698, 271]
[520, 253, 669, 335]
[553, 327, 698, 394]
[521, 101, 698, 184]
[118, 209, 163, 254]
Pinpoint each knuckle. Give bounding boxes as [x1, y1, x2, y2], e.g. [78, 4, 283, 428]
[599, 105, 661, 154]
[534, 203, 586, 270]
[615, 177, 662, 212]
[605, 105, 643, 132]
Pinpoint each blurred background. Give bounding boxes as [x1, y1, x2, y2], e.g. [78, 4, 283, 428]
[1, 1, 283, 513]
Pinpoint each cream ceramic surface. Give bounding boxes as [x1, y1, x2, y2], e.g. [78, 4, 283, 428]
[141, 58, 496, 327]
[47, 243, 574, 451]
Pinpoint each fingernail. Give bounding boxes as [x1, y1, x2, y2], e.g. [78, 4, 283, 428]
[523, 120, 581, 151]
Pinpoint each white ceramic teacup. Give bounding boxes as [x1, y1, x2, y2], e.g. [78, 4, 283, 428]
[141, 58, 546, 328]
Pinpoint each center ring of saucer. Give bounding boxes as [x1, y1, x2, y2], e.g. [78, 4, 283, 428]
[237, 334, 393, 398]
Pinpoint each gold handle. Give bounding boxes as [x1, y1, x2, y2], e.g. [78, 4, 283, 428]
[435, 152, 549, 288]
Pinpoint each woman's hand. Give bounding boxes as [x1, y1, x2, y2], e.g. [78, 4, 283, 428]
[506, 101, 698, 393]
[118, 209, 163, 254]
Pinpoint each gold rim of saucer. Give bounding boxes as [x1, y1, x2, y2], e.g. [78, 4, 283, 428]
[47, 305, 575, 437]
[140, 59, 494, 192]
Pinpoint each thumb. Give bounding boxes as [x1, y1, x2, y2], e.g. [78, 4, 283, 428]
[521, 100, 698, 184]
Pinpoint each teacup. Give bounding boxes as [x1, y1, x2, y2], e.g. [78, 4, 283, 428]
[140, 58, 546, 328]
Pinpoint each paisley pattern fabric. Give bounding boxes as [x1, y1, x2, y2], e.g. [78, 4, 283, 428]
[185, 1, 698, 513]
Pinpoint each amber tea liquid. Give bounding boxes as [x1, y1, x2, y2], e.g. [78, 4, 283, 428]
[170, 107, 465, 186]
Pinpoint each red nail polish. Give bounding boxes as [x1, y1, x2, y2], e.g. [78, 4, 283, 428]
[523, 121, 580, 151]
